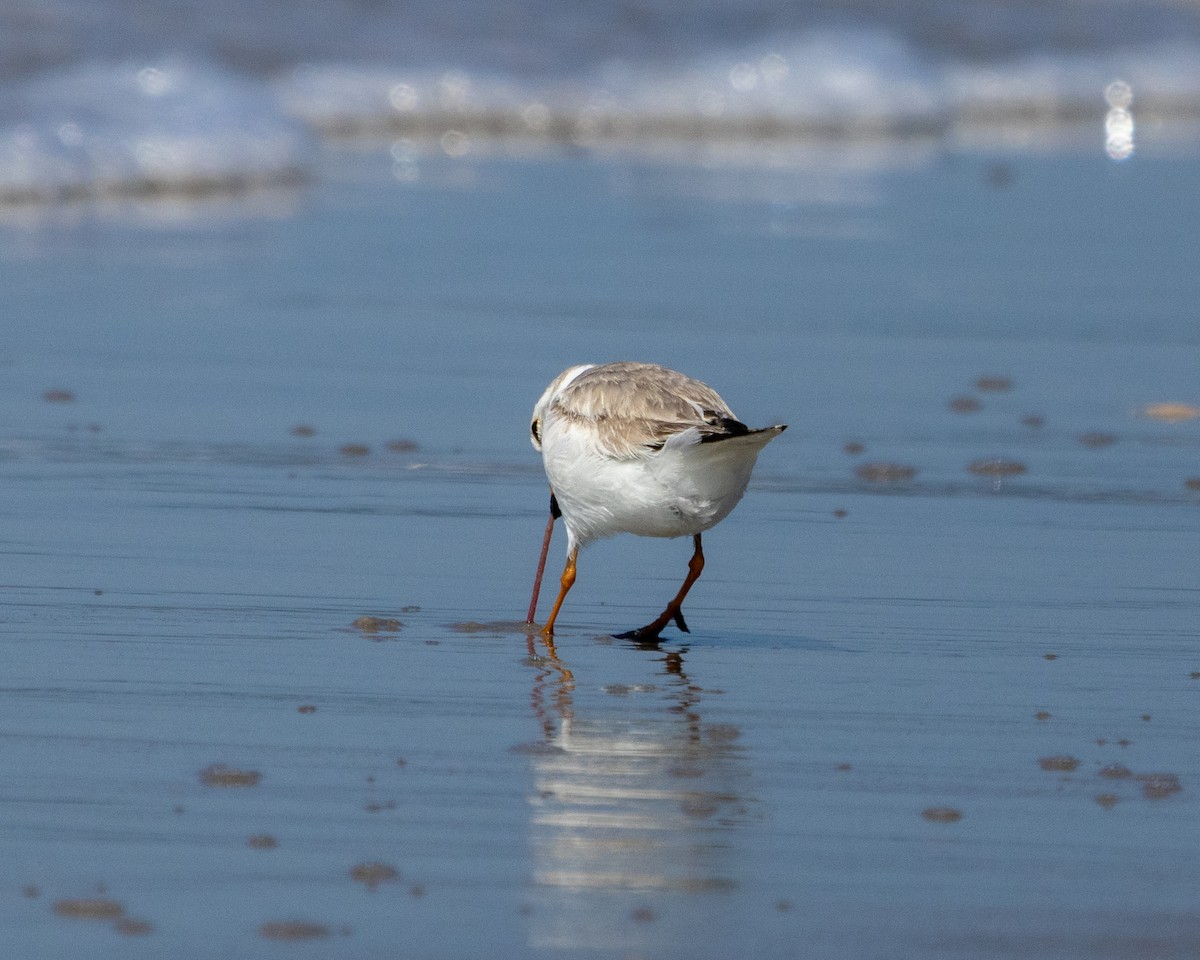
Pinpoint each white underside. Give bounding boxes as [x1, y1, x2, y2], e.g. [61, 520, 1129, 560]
[541, 419, 781, 552]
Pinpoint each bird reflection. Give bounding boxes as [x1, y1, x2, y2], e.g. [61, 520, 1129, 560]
[522, 635, 754, 951]
[526, 633, 575, 737]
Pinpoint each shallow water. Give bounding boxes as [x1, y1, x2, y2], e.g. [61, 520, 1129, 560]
[2, 141, 1199, 957]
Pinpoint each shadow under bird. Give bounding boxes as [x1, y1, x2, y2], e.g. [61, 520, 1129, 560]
[526, 361, 786, 641]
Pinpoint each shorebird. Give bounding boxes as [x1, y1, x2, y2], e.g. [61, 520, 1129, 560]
[525, 362, 786, 641]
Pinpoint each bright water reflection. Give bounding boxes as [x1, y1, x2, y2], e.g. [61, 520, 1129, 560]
[524, 638, 753, 951]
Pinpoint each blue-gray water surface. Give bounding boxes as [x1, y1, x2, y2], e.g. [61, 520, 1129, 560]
[1, 140, 1198, 957]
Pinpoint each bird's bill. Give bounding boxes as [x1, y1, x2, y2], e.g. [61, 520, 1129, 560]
[525, 510, 557, 624]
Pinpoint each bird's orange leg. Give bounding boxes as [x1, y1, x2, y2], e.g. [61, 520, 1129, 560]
[617, 534, 704, 642]
[541, 546, 578, 637]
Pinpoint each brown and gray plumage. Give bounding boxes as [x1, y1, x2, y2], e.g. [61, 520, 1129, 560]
[536, 361, 753, 459]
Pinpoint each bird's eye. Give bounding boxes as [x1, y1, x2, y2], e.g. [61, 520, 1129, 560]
[531, 419, 541, 443]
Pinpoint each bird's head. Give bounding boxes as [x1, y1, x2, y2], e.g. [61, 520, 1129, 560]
[530, 364, 594, 452]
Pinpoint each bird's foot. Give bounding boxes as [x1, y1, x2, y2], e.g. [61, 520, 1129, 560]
[614, 606, 688, 643]
[613, 625, 665, 643]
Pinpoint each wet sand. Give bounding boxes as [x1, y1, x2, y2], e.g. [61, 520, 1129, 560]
[2, 141, 1199, 957]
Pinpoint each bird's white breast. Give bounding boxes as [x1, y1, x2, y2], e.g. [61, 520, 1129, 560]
[540, 414, 770, 550]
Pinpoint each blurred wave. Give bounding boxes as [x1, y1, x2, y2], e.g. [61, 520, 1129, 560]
[0, 59, 311, 203]
[2, 1, 1200, 202]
